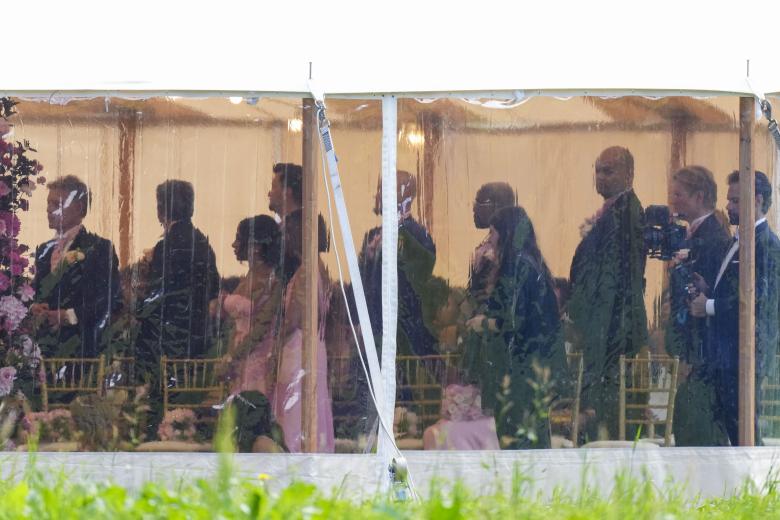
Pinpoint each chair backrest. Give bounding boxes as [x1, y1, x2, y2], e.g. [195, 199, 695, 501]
[160, 356, 228, 414]
[759, 353, 780, 441]
[549, 352, 584, 447]
[104, 356, 136, 393]
[619, 354, 679, 447]
[395, 354, 460, 432]
[41, 356, 106, 411]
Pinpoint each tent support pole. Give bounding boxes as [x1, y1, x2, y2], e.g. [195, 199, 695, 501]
[738, 95, 756, 447]
[302, 97, 319, 453]
[117, 108, 138, 269]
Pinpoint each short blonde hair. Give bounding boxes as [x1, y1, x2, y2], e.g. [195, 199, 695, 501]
[672, 165, 717, 210]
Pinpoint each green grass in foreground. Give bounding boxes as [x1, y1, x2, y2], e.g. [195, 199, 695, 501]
[1, 455, 779, 519]
[2, 413, 779, 518]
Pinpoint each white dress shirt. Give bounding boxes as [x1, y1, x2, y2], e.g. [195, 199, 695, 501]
[705, 217, 766, 316]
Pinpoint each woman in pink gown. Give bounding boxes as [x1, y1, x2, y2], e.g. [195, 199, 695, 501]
[214, 216, 283, 395]
[272, 212, 335, 453]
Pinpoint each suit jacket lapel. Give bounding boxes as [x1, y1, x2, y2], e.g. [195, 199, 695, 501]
[36, 240, 56, 280]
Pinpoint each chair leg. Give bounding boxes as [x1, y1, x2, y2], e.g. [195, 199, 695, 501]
[619, 356, 626, 441]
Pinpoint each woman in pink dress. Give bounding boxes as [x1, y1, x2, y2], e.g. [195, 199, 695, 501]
[272, 212, 334, 453]
[214, 215, 283, 395]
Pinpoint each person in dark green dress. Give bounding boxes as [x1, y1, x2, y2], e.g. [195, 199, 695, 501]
[462, 206, 564, 448]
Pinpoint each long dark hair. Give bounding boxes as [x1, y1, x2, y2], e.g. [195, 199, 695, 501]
[490, 206, 552, 281]
[237, 214, 282, 266]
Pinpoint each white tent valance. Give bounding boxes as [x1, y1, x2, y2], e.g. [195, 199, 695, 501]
[5, 0, 780, 97]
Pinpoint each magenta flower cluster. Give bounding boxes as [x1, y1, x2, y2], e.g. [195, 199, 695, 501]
[0, 98, 45, 402]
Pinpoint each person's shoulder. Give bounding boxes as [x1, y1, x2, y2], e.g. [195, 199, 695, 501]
[695, 215, 731, 244]
[624, 190, 645, 212]
[401, 217, 435, 245]
[35, 237, 56, 253]
[763, 224, 780, 250]
[78, 228, 113, 250]
[514, 252, 544, 277]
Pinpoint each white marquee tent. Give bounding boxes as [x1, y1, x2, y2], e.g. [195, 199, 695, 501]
[4, 0, 780, 499]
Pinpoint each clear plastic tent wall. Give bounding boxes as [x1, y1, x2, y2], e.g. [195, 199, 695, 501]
[0, 92, 778, 460]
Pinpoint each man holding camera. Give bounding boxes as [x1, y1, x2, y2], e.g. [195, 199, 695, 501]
[689, 170, 780, 445]
[667, 166, 731, 446]
[568, 146, 648, 441]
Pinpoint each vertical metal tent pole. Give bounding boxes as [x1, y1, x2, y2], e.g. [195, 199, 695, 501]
[302, 98, 320, 453]
[378, 95, 399, 472]
[738, 96, 756, 447]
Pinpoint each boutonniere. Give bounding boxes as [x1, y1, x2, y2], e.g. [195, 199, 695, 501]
[579, 215, 598, 238]
[62, 249, 85, 265]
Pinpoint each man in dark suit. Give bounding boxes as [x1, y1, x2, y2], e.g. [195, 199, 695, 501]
[567, 146, 648, 440]
[31, 175, 121, 358]
[666, 166, 731, 446]
[359, 170, 438, 358]
[689, 170, 780, 445]
[268, 162, 304, 279]
[135, 180, 220, 435]
[136, 179, 220, 365]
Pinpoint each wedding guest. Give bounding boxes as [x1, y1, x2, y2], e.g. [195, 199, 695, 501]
[135, 180, 220, 431]
[461, 206, 563, 448]
[567, 146, 647, 441]
[359, 170, 438, 357]
[213, 215, 283, 395]
[268, 162, 302, 223]
[271, 210, 334, 452]
[469, 182, 516, 303]
[268, 163, 305, 280]
[423, 384, 500, 450]
[666, 166, 731, 446]
[31, 175, 121, 358]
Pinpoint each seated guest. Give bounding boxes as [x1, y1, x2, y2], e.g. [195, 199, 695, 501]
[31, 175, 121, 358]
[135, 180, 220, 431]
[423, 384, 500, 450]
[271, 211, 334, 452]
[213, 215, 283, 395]
[462, 206, 564, 449]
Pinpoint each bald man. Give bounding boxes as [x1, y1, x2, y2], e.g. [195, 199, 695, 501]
[359, 170, 437, 358]
[568, 146, 648, 441]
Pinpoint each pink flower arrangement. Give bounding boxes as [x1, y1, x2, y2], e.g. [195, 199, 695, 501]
[17, 283, 34, 303]
[17, 181, 34, 197]
[157, 408, 198, 442]
[0, 295, 28, 332]
[0, 100, 46, 436]
[20, 409, 76, 443]
[0, 366, 16, 396]
[0, 211, 20, 238]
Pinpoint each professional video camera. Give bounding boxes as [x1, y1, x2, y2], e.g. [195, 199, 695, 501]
[644, 205, 695, 311]
[644, 205, 687, 260]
